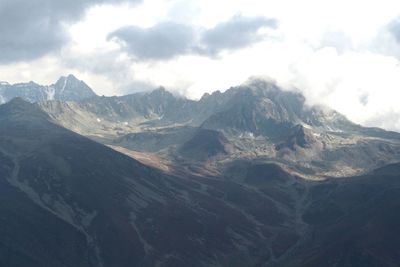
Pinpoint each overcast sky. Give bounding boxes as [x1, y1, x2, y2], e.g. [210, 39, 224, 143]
[1, 0, 400, 131]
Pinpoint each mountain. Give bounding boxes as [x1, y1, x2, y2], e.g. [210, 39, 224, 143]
[39, 78, 400, 177]
[196, 80, 356, 136]
[1, 91, 400, 266]
[37, 78, 368, 137]
[0, 75, 96, 103]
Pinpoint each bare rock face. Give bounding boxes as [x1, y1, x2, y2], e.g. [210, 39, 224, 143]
[276, 124, 320, 151]
[200, 80, 357, 138]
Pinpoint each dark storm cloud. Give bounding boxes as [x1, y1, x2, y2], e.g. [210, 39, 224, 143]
[199, 15, 278, 55]
[108, 22, 196, 60]
[0, 0, 141, 63]
[108, 15, 277, 60]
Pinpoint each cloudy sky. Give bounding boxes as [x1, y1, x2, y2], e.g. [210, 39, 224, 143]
[1, 0, 400, 131]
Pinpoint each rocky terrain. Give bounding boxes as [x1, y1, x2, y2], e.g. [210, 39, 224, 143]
[0, 76, 400, 267]
[37, 77, 400, 177]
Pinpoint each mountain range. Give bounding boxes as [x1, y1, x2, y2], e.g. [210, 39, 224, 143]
[0, 75, 400, 267]
[0, 74, 96, 104]
[37, 78, 400, 177]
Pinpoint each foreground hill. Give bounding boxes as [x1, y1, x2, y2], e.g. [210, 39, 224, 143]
[1, 98, 400, 266]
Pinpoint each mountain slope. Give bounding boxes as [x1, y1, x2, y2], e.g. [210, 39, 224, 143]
[0, 98, 158, 266]
[0, 99, 301, 267]
[284, 163, 400, 267]
[221, 159, 400, 267]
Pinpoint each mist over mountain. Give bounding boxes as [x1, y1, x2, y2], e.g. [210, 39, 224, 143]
[0, 75, 400, 267]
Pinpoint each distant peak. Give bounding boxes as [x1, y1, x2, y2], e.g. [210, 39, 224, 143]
[245, 79, 281, 93]
[66, 74, 79, 80]
[56, 74, 80, 83]
[28, 81, 40, 86]
[152, 86, 167, 93]
[200, 92, 211, 100]
[245, 77, 277, 86]
[52, 74, 97, 100]
[149, 86, 174, 98]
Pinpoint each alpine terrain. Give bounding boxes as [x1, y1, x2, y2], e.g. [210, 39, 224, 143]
[0, 76, 399, 267]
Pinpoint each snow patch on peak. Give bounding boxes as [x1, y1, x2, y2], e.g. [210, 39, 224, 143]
[60, 77, 68, 95]
[240, 131, 255, 139]
[301, 123, 313, 130]
[44, 86, 55, 100]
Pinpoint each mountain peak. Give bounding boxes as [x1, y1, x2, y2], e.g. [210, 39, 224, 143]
[147, 86, 176, 101]
[246, 78, 279, 89]
[56, 74, 79, 83]
[28, 81, 39, 86]
[67, 73, 78, 80]
[55, 74, 81, 86]
[53, 74, 97, 101]
[150, 86, 170, 95]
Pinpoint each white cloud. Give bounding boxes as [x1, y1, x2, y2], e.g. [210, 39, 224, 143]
[2, 0, 400, 131]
